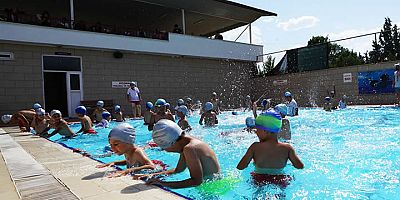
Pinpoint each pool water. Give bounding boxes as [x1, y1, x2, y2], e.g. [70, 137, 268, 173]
[49, 107, 400, 199]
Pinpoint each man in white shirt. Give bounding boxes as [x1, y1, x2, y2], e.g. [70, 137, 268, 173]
[127, 82, 141, 118]
[284, 91, 298, 116]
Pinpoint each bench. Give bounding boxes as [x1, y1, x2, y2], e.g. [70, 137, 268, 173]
[80, 100, 114, 116]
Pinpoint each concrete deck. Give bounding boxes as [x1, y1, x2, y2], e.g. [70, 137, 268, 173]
[0, 127, 185, 200]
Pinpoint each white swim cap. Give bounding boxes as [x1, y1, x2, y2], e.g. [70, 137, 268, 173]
[152, 119, 182, 149]
[177, 99, 185, 106]
[274, 104, 288, 116]
[108, 123, 136, 144]
[33, 103, 42, 110]
[36, 108, 45, 116]
[50, 110, 62, 117]
[177, 105, 188, 116]
[1, 115, 12, 124]
[204, 102, 213, 111]
[212, 92, 217, 96]
[97, 100, 104, 107]
[284, 91, 292, 97]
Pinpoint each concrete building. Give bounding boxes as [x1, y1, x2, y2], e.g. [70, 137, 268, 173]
[0, 0, 276, 117]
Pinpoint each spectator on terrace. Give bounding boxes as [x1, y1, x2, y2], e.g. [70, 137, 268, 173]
[56, 17, 70, 28]
[5, 8, 20, 22]
[215, 33, 223, 40]
[38, 10, 51, 26]
[172, 24, 182, 34]
[138, 27, 146, 37]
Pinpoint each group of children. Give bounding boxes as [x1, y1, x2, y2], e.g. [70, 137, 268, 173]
[0, 91, 304, 190]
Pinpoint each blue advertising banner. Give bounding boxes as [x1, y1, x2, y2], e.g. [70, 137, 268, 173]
[358, 69, 395, 94]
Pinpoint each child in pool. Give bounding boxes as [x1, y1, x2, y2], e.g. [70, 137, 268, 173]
[144, 102, 154, 125]
[113, 105, 125, 122]
[47, 110, 76, 138]
[135, 119, 220, 189]
[31, 108, 51, 137]
[96, 123, 155, 177]
[199, 102, 218, 126]
[148, 99, 174, 131]
[92, 100, 108, 123]
[274, 104, 291, 141]
[237, 110, 303, 186]
[75, 106, 96, 134]
[323, 97, 332, 112]
[96, 111, 111, 128]
[176, 105, 191, 131]
[338, 95, 348, 109]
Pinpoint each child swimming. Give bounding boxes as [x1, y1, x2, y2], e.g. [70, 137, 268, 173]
[284, 91, 298, 116]
[274, 104, 291, 140]
[176, 105, 191, 131]
[148, 99, 174, 131]
[144, 102, 154, 125]
[96, 123, 155, 177]
[237, 110, 303, 187]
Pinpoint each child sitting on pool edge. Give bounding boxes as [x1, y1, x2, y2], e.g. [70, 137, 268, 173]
[96, 123, 155, 177]
[237, 110, 303, 187]
[75, 106, 96, 134]
[134, 119, 220, 189]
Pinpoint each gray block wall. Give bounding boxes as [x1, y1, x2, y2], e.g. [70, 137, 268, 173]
[251, 61, 400, 107]
[0, 43, 253, 116]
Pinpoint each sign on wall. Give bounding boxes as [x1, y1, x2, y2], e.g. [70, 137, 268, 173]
[112, 81, 137, 88]
[358, 69, 394, 94]
[273, 80, 288, 86]
[343, 73, 352, 83]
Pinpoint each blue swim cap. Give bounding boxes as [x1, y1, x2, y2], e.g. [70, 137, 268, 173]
[176, 105, 188, 116]
[284, 91, 292, 97]
[102, 111, 111, 119]
[325, 96, 331, 101]
[165, 103, 170, 107]
[114, 105, 121, 112]
[146, 102, 154, 109]
[255, 110, 282, 133]
[97, 100, 104, 107]
[204, 102, 213, 111]
[261, 99, 270, 107]
[155, 99, 166, 106]
[245, 117, 255, 128]
[232, 111, 238, 115]
[33, 103, 42, 110]
[75, 106, 87, 115]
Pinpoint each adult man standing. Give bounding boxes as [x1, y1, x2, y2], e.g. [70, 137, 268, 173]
[127, 82, 141, 118]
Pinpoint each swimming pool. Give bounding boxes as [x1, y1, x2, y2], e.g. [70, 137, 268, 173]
[49, 107, 400, 199]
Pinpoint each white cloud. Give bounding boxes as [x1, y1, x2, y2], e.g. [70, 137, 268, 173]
[277, 16, 319, 31]
[222, 24, 264, 45]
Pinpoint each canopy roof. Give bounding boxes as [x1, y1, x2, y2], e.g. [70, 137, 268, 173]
[75, 0, 277, 37]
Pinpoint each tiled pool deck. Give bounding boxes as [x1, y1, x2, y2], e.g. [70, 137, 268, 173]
[0, 127, 184, 200]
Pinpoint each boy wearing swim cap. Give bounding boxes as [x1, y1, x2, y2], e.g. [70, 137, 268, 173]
[176, 105, 191, 131]
[31, 108, 51, 137]
[323, 97, 332, 112]
[148, 99, 174, 131]
[144, 102, 154, 125]
[92, 100, 108, 123]
[96, 123, 155, 177]
[75, 106, 96, 134]
[237, 110, 303, 186]
[210, 92, 221, 114]
[135, 119, 220, 189]
[284, 91, 298, 116]
[113, 105, 125, 122]
[47, 110, 76, 138]
[274, 104, 291, 140]
[96, 111, 111, 128]
[199, 102, 218, 126]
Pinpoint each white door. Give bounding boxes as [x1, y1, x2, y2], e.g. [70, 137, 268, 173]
[67, 72, 83, 117]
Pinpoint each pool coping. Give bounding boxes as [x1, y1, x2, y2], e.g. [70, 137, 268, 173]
[0, 126, 187, 200]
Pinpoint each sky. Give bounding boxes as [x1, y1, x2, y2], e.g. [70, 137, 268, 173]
[223, 0, 400, 60]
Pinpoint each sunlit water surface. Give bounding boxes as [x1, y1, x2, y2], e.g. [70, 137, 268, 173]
[49, 107, 400, 199]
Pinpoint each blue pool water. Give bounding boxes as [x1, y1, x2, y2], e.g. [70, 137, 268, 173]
[49, 107, 400, 199]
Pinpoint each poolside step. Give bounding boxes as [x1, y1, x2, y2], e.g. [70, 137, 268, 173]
[0, 130, 79, 200]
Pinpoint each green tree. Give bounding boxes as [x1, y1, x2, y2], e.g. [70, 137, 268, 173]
[369, 40, 382, 63]
[379, 18, 395, 60]
[263, 55, 275, 73]
[393, 24, 400, 60]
